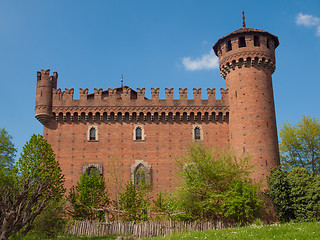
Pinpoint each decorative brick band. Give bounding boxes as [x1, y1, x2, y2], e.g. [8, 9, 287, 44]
[220, 56, 276, 79]
[52, 109, 229, 123]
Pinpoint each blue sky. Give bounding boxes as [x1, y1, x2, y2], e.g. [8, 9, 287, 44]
[1, 0, 320, 157]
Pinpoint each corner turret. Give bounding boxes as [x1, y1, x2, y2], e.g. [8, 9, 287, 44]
[35, 69, 57, 124]
[213, 20, 280, 185]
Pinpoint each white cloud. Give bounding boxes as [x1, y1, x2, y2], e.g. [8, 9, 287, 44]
[296, 13, 320, 27]
[317, 25, 320, 37]
[182, 51, 218, 71]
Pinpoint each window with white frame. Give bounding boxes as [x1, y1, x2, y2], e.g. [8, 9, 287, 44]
[87, 125, 98, 141]
[192, 124, 203, 141]
[133, 125, 145, 141]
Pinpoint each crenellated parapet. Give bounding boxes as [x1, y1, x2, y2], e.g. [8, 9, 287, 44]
[51, 87, 229, 124]
[35, 70, 230, 125]
[213, 27, 279, 80]
[51, 87, 229, 108]
[35, 69, 58, 124]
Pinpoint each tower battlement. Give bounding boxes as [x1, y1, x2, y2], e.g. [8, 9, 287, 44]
[52, 86, 229, 106]
[35, 69, 58, 124]
[49, 85, 230, 124]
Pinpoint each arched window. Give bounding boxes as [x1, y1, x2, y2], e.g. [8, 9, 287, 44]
[87, 125, 98, 141]
[86, 166, 99, 177]
[134, 164, 147, 185]
[90, 127, 96, 140]
[192, 125, 203, 141]
[82, 163, 103, 177]
[194, 127, 201, 140]
[131, 160, 151, 186]
[136, 127, 142, 140]
[133, 125, 145, 141]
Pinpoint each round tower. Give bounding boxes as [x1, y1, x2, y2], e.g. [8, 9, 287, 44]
[35, 69, 57, 124]
[213, 18, 280, 185]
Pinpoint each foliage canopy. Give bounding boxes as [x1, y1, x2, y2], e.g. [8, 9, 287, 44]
[279, 115, 320, 174]
[0, 134, 65, 240]
[68, 168, 110, 221]
[175, 144, 262, 222]
[119, 180, 150, 222]
[267, 167, 320, 222]
[0, 128, 16, 172]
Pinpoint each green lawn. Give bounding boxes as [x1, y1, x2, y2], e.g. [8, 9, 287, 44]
[12, 236, 117, 240]
[12, 221, 320, 239]
[141, 221, 320, 240]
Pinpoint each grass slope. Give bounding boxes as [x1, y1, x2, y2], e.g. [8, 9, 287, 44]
[142, 221, 320, 240]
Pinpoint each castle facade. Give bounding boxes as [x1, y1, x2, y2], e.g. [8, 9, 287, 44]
[35, 24, 280, 193]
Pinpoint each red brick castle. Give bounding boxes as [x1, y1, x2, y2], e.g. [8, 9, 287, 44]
[35, 21, 280, 193]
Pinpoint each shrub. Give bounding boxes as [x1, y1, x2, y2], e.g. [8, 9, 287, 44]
[268, 167, 320, 222]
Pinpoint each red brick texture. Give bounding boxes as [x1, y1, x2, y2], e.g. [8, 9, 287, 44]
[36, 26, 280, 194]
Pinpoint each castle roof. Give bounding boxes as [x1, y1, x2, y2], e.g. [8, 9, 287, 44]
[213, 27, 279, 55]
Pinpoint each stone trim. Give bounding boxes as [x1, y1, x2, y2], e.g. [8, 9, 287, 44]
[87, 125, 98, 142]
[192, 124, 203, 141]
[130, 160, 152, 185]
[82, 163, 103, 175]
[133, 124, 145, 141]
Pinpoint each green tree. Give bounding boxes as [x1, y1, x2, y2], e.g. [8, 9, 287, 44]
[119, 180, 150, 222]
[268, 167, 320, 222]
[68, 168, 110, 221]
[0, 134, 65, 240]
[0, 128, 16, 172]
[176, 144, 262, 222]
[280, 115, 320, 174]
[152, 192, 188, 222]
[27, 199, 68, 239]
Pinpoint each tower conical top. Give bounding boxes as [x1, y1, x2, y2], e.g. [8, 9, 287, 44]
[242, 11, 246, 28]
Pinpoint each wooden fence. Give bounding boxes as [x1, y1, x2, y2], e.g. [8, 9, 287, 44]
[68, 220, 235, 238]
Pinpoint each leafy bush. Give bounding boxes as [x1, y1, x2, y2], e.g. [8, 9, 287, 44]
[68, 168, 110, 221]
[27, 200, 68, 239]
[175, 144, 262, 222]
[119, 180, 150, 222]
[268, 167, 320, 222]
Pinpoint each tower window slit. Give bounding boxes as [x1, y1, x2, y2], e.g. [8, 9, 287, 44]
[226, 40, 232, 52]
[194, 127, 201, 140]
[239, 36, 246, 48]
[89, 127, 96, 141]
[254, 36, 260, 46]
[136, 127, 142, 140]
